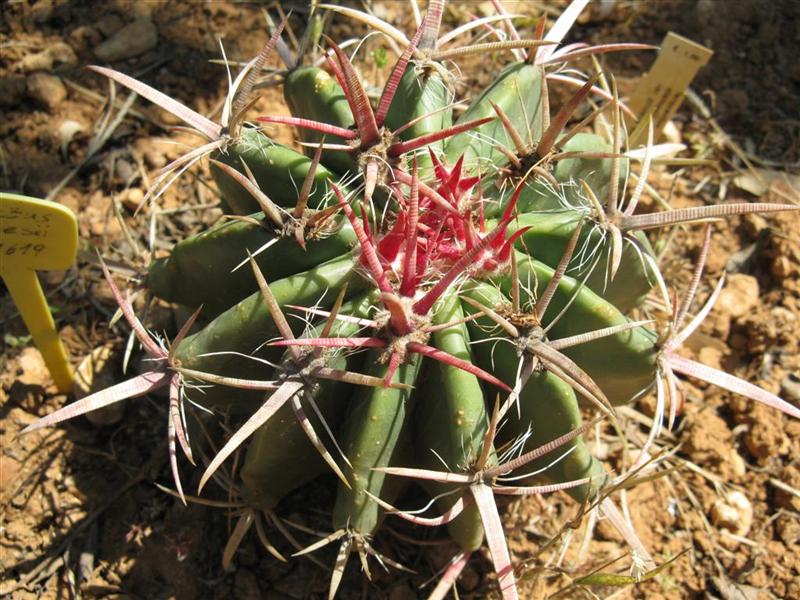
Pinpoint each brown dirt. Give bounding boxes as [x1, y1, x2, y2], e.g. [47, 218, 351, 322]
[2, 2, 799, 599]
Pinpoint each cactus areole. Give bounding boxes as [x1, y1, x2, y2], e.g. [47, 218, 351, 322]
[23, 1, 800, 598]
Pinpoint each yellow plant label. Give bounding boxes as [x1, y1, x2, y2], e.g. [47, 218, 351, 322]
[1, 193, 78, 392]
[627, 32, 713, 145]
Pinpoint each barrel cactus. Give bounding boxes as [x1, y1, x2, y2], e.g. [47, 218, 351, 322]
[23, 1, 799, 598]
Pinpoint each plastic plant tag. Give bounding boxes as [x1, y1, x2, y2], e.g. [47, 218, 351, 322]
[627, 32, 713, 145]
[0, 193, 78, 392]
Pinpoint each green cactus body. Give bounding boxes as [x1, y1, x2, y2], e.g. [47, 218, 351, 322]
[210, 128, 341, 215]
[332, 353, 421, 534]
[284, 65, 357, 174]
[492, 252, 658, 405]
[240, 293, 374, 509]
[384, 62, 453, 177]
[446, 62, 544, 171]
[239, 364, 343, 509]
[484, 132, 631, 218]
[462, 282, 608, 503]
[509, 372, 608, 503]
[147, 215, 357, 315]
[175, 254, 367, 410]
[414, 293, 487, 551]
[551, 133, 629, 210]
[505, 212, 658, 312]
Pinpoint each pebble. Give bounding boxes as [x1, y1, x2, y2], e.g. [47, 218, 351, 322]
[662, 120, 682, 144]
[58, 119, 85, 156]
[143, 148, 167, 169]
[18, 42, 78, 73]
[16, 347, 51, 386]
[728, 449, 747, 478]
[115, 158, 136, 184]
[742, 213, 768, 237]
[9, 348, 54, 412]
[715, 273, 759, 320]
[94, 19, 158, 62]
[772, 255, 794, 279]
[4, 520, 29, 540]
[776, 514, 800, 545]
[26, 73, 67, 112]
[780, 374, 800, 405]
[710, 490, 753, 537]
[27, 72, 67, 110]
[119, 187, 145, 212]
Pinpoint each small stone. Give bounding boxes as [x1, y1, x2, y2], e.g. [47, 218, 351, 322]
[776, 514, 800, 545]
[742, 214, 768, 237]
[728, 449, 747, 478]
[19, 49, 54, 72]
[715, 274, 759, 320]
[771, 306, 796, 323]
[119, 188, 144, 211]
[115, 158, 135, 184]
[18, 42, 78, 73]
[17, 347, 51, 386]
[143, 149, 167, 169]
[774, 466, 800, 512]
[4, 520, 30, 541]
[772, 255, 793, 278]
[780, 374, 800, 405]
[710, 490, 753, 537]
[50, 41, 79, 68]
[637, 392, 657, 418]
[58, 119, 85, 157]
[94, 19, 158, 62]
[27, 73, 67, 110]
[9, 347, 54, 413]
[663, 120, 682, 144]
